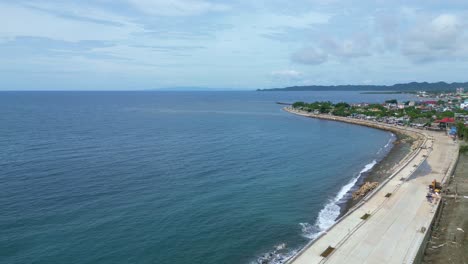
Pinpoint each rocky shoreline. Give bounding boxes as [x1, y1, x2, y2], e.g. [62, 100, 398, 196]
[341, 132, 415, 213]
[283, 107, 425, 226]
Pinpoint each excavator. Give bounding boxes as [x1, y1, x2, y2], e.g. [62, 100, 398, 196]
[430, 179, 442, 193]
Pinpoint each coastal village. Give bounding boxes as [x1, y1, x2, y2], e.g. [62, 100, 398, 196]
[292, 88, 468, 141]
[284, 88, 468, 264]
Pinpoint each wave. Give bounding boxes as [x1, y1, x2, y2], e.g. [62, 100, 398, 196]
[253, 244, 298, 264]
[255, 160, 378, 263]
[384, 133, 395, 148]
[301, 159, 377, 239]
[377, 133, 395, 154]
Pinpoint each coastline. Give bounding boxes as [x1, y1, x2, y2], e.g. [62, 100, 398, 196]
[284, 107, 425, 141]
[256, 109, 415, 264]
[283, 106, 459, 264]
[340, 131, 414, 214]
[283, 107, 423, 218]
[282, 107, 427, 263]
[420, 152, 468, 263]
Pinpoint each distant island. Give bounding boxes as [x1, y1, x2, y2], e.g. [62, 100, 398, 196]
[258, 81, 468, 92]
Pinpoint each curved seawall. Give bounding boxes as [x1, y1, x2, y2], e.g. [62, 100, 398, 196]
[284, 107, 425, 143]
[284, 107, 458, 264]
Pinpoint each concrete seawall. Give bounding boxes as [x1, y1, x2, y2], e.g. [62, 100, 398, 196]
[412, 149, 460, 264]
[284, 107, 459, 264]
[284, 107, 425, 142]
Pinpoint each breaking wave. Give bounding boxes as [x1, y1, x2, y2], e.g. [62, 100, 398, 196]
[301, 159, 377, 239]
[384, 133, 395, 148]
[254, 160, 378, 263]
[377, 133, 395, 154]
[252, 243, 299, 264]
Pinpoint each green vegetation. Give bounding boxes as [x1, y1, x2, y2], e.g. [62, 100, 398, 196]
[292, 101, 333, 114]
[456, 122, 468, 141]
[258, 81, 468, 92]
[293, 101, 468, 121]
[292, 100, 468, 142]
[460, 145, 468, 154]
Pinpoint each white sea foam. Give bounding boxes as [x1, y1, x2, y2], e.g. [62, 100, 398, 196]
[301, 159, 377, 239]
[377, 134, 395, 154]
[256, 160, 378, 263]
[384, 134, 395, 148]
[253, 244, 299, 264]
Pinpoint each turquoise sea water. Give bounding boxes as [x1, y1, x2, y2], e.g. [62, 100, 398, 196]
[0, 91, 415, 264]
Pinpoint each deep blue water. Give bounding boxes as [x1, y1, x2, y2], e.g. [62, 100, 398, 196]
[0, 91, 415, 264]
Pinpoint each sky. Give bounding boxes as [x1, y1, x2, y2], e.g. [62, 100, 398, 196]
[2, 0, 468, 90]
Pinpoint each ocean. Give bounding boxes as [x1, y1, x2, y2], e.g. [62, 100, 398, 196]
[0, 91, 416, 264]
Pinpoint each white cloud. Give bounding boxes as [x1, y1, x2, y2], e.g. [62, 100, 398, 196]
[373, 12, 400, 50]
[0, 2, 145, 42]
[127, 0, 230, 16]
[3, 0, 468, 90]
[270, 69, 305, 85]
[401, 13, 468, 62]
[292, 10, 468, 66]
[291, 47, 328, 64]
[262, 11, 331, 28]
[320, 35, 371, 58]
[271, 70, 302, 78]
[291, 35, 370, 65]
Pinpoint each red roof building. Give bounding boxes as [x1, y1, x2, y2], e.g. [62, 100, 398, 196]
[435, 117, 455, 123]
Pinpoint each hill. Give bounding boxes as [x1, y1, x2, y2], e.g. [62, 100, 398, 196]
[258, 82, 468, 92]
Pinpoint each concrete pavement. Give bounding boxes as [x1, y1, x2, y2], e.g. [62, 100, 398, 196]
[286, 109, 459, 264]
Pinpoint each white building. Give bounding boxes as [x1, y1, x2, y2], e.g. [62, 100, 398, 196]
[461, 99, 468, 110]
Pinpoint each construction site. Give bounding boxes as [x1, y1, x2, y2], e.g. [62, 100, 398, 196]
[285, 107, 461, 264]
[421, 152, 468, 264]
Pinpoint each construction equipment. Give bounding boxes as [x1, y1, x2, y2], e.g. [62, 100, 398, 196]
[429, 179, 442, 193]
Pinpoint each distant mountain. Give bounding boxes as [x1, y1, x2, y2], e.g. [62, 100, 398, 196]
[154, 87, 242, 91]
[154, 87, 215, 91]
[257, 82, 468, 92]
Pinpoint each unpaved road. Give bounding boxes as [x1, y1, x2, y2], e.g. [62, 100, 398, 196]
[422, 152, 468, 264]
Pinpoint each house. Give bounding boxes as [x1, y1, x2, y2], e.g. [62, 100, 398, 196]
[455, 113, 468, 123]
[435, 117, 455, 123]
[417, 91, 428, 97]
[386, 103, 394, 109]
[461, 99, 468, 110]
[423, 100, 438, 107]
[435, 117, 455, 129]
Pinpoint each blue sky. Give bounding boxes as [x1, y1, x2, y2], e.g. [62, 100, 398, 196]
[2, 0, 468, 90]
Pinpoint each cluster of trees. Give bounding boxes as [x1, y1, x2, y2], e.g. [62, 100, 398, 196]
[456, 122, 468, 142]
[460, 145, 468, 153]
[292, 101, 334, 114]
[292, 101, 468, 124]
[259, 81, 468, 92]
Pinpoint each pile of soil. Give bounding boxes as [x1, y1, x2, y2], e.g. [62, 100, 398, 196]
[352, 182, 379, 200]
[341, 133, 414, 212]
